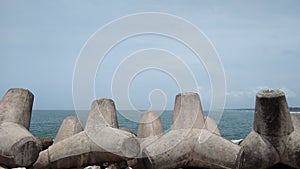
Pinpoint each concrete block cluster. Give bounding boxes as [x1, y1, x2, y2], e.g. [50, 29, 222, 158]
[0, 88, 299, 169]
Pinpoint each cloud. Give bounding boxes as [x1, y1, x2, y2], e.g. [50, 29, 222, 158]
[226, 86, 296, 99]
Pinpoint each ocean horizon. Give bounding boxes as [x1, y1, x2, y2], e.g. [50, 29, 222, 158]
[29, 109, 300, 141]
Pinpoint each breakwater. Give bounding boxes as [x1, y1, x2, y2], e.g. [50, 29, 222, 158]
[0, 88, 299, 169]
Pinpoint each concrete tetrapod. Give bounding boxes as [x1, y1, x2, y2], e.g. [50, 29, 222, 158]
[138, 111, 164, 139]
[236, 89, 300, 169]
[138, 111, 164, 152]
[0, 88, 41, 167]
[205, 116, 221, 136]
[135, 111, 164, 169]
[54, 116, 83, 144]
[33, 116, 84, 167]
[142, 92, 240, 169]
[33, 99, 140, 169]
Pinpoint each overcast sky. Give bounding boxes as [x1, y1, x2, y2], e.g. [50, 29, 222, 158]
[1, 0, 300, 110]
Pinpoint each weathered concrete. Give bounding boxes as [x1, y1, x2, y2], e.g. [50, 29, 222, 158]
[0, 122, 41, 167]
[136, 111, 164, 169]
[138, 111, 164, 138]
[33, 99, 140, 169]
[172, 92, 205, 129]
[0, 88, 34, 130]
[142, 92, 240, 169]
[85, 99, 139, 158]
[0, 88, 41, 167]
[85, 99, 118, 130]
[54, 116, 83, 144]
[34, 116, 82, 168]
[236, 89, 300, 169]
[34, 131, 134, 169]
[120, 128, 132, 133]
[204, 116, 221, 136]
[290, 113, 300, 130]
[254, 89, 294, 136]
[143, 128, 240, 169]
[137, 111, 164, 149]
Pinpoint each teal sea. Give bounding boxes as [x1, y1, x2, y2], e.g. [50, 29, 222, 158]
[29, 110, 299, 140]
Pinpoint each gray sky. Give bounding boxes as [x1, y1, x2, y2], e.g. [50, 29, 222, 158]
[1, 0, 300, 110]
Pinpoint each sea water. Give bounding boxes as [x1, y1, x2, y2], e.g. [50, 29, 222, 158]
[29, 109, 261, 140]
